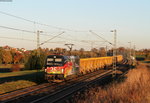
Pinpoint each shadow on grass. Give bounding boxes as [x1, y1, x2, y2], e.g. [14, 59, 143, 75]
[0, 72, 45, 84]
[0, 68, 12, 73]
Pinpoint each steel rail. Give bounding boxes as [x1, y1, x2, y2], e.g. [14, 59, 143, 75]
[0, 83, 57, 102]
[0, 69, 106, 103]
[44, 60, 129, 103]
[0, 59, 128, 103]
[30, 70, 113, 103]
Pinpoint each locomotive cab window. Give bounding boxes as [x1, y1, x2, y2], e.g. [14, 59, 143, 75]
[55, 58, 62, 62]
[47, 58, 53, 62]
[46, 55, 68, 67]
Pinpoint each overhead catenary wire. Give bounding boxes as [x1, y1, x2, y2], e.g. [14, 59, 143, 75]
[0, 25, 65, 42]
[0, 25, 94, 45]
[0, 36, 66, 44]
[41, 31, 105, 44]
[0, 25, 66, 44]
[89, 30, 113, 45]
[0, 36, 35, 42]
[0, 11, 127, 50]
[0, 11, 87, 32]
[0, 25, 35, 33]
[0, 11, 118, 46]
[40, 33, 90, 43]
[40, 33, 109, 48]
[0, 25, 122, 50]
[40, 31, 65, 45]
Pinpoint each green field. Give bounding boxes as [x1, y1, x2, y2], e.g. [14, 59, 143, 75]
[0, 70, 42, 78]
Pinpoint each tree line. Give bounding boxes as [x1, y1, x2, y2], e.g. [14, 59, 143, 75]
[136, 49, 150, 60]
[0, 46, 128, 70]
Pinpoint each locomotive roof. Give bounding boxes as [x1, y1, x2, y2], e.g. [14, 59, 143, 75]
[47, 55, 68, 58]
[47, 55, 79, 60]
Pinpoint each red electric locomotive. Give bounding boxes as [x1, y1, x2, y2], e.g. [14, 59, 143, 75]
[44, 54, 79, 82]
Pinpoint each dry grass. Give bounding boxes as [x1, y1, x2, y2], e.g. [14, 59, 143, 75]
[0, 80, 37, 94]
[76, 63, 150, 103]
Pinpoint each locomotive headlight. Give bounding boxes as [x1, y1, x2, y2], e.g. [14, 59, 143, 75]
[62, 69, 64, 73]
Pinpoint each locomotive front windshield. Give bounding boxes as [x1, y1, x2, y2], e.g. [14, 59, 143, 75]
[46, 55, 68, 67]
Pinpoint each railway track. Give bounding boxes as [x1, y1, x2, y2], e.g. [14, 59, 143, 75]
[29, 70, 113, 103]
[0, 69, 108, 103]
[0, 59, 129, 103]
[0, 82, 57, 102]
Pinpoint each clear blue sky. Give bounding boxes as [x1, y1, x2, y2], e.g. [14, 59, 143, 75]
[0, 0, 150, 50]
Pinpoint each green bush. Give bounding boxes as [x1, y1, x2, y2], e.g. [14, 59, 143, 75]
[25, 50, 46, 70]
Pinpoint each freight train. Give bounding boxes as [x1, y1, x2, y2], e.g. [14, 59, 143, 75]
[44, 54, 123, 82]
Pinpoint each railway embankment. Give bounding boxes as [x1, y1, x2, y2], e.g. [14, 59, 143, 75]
[0, 70, 44, 94]
[74, 63, 150, 103]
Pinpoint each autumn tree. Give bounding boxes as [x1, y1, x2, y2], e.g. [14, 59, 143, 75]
[99, 47, 106, 57]
[0, 47, 3, 64]
[2, 50, 12, 64]
[13, 52, 24, 64]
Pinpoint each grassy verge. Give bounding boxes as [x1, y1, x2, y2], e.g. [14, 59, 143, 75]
[0, 70, 45, 84]
[0, 64, 12, 68]
[0, 64, 24, 69]
[0, 80, 37, 94]
[75, 63, 150, 103]
[0, 64, 24, 72]
[0, 70, 42, 78]
[0, 70, 45, 94]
